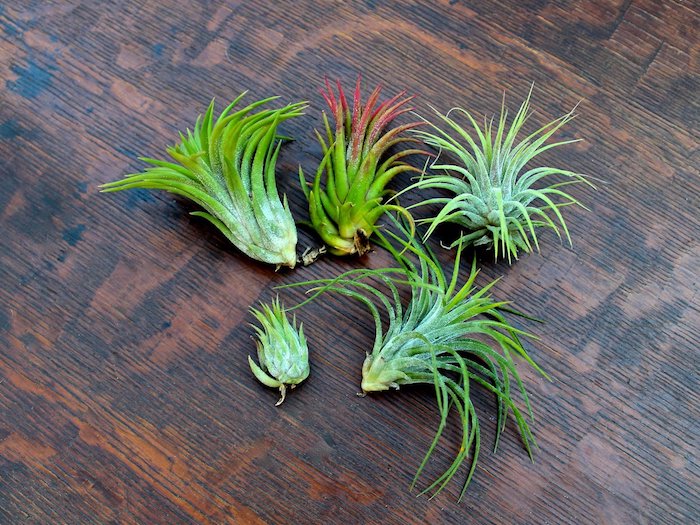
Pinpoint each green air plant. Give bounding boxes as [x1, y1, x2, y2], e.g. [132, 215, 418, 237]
[101, 95, 306, 269]
[248, 296, 310, 406]
[299, 77, 426, 256]
[403, 87, 591, 262]
[284, 222, 547, 499]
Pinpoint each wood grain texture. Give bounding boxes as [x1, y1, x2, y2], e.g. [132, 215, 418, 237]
[1, 1, 698, 523]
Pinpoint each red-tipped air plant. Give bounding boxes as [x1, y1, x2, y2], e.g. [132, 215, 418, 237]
[299, 76, 427, 256]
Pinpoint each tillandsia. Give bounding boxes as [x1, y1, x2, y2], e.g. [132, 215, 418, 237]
[248, 296, 310, 406]
[299, 77, 426, 256]
[284, 220, 547, 499]
[402, 86, 591, 262]
[101, 94, 306, 269]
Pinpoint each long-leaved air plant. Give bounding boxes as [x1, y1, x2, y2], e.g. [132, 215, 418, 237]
[401, 86, 591, 262]
[101, 94, 306, 269]
[299, 77, 426, 256]
[283, 218, 547, 499]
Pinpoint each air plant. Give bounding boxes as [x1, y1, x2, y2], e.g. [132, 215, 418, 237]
[101, 94, 306, 269]
[299, 77, 426, 256]
[284, 220, 546, 498]
[402, 86, 591, 262]
[248, 296, 310, 406]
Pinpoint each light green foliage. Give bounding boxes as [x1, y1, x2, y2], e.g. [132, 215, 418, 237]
[406, 87, 591, 262]
[248, 296, 310, 406]
[285, 221, 545, 499]
[101, 94, 306, 269]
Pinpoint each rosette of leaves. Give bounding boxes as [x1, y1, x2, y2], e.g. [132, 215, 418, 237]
[248, 296, 310, 406]
[405, 87, 591, 262]
[101, 94, 306, 269]
[299, 77, 426, 256]
[285, 220, 546, 499]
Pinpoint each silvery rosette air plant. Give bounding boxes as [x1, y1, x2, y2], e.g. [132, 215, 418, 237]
[299, 77, 426, 256]
[248, 296, 310, 406]
[404, 87, 591, 262]
[285, 220, 546, 498]
[101, 94, 306, 269]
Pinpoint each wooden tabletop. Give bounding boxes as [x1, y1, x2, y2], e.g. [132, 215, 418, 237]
[1, 1, 698, 524]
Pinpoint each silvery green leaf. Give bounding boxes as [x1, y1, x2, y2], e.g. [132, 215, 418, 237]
[248, 296, 310, 406]
[401, 86, 593, 263]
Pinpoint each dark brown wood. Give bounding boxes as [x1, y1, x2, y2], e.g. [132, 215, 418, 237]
[1, 1, 698, 523]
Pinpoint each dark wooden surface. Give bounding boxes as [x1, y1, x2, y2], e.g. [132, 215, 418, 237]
[1, 1, 698, 523]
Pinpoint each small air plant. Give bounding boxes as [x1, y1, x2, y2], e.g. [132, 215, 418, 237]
[299, 77, 426, 256]
[285, 220, 547, 499]
[101, 94, 306, 269]
[248, 296, 310, 406]
[403, 86, 591, 262]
